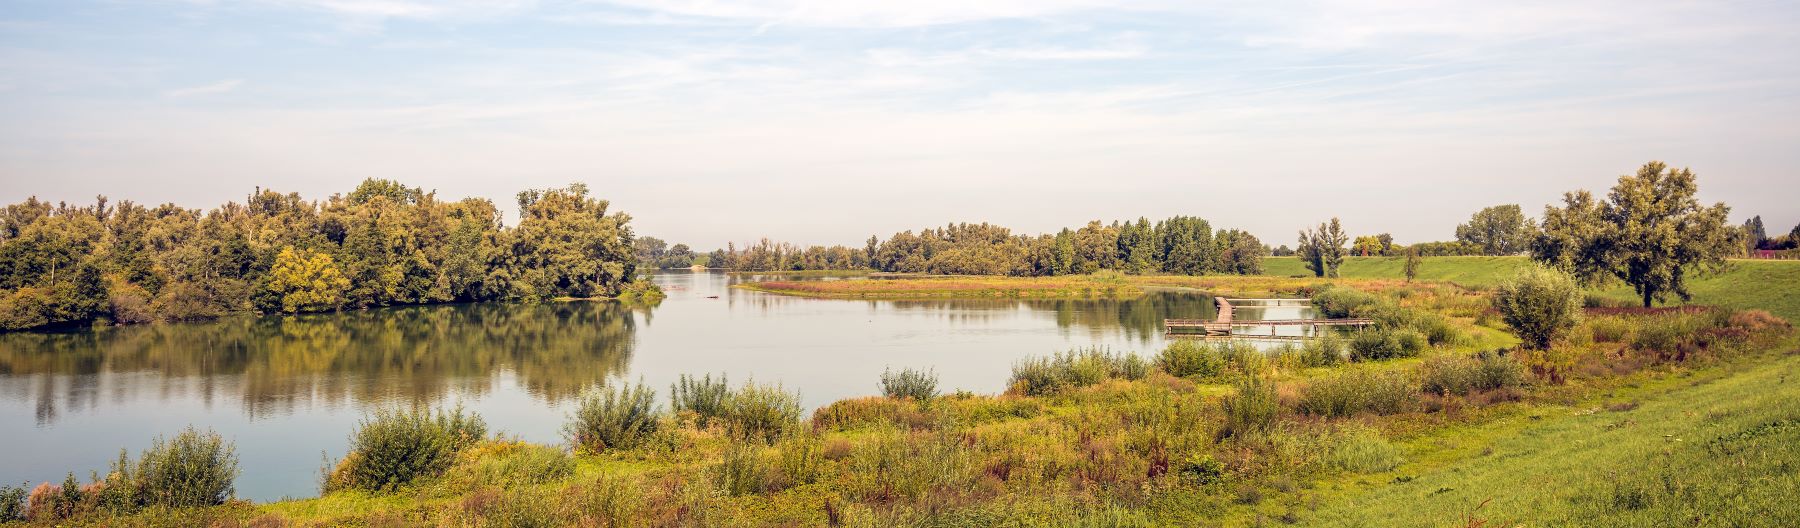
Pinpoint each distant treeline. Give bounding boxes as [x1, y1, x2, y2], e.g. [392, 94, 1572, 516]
[708, 217, 1268, 276]
[0, 180, 654, 332]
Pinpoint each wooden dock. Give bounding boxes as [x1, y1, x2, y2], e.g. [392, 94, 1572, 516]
[1165, 297, 1373, 337]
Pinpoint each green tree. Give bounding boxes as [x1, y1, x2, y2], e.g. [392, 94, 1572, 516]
[264, 246, 349, 313]
[1297, 229, 1324, 278]
[1532, 161, 1740, 307]
[1304, 218, 1348, 277]
[1743, 215, 1766, 249]
[1352, 235, 1384, 257]
[511, 183, 638, 299]
[1404, 246, 1421, 282]
[1456, 204, 1535, 256]
[1492, 266, 1582, 349]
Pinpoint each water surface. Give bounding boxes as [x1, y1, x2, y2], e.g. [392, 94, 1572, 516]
[0, 271, 1309, 500]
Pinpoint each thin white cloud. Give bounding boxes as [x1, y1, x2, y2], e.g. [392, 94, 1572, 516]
[165, 79, 244, 98]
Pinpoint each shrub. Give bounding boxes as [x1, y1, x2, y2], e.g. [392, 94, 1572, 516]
[671, 373, 731, 427]
[1156, 340, 1228, 379]
[1348, 328, 1426, 362]
[1298, 369, 1415, 417]
[1301, 333, 1345, 367]
[714, 445, 770, 496]
[1473, 351, 1527, 391]
[0, 483, 22, 522]
[1312, 287, 1381, 318]
[1009, 348, 1149, 395]
[770, 437, 825, 491]
[1492, 266, 1583, 349]
[328, 407, 486, 492]
[1419, 355, 1480, 396]
[725, 381, 803, 443]
[1586, 316, 1634, 343]
[811, 396, 933, 431]
[1329, 427, 1403, 473]
[132, 427, 240, 507]
[1220, 375, 1280, 438]
[565, 381, 658, 453]
[1178, 454, 1225, 484]
[881, 367, 940, 401]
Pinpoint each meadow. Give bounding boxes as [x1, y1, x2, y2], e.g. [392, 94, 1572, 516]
[5, 261, 1795, 527]
[735, 273, 1144, 299]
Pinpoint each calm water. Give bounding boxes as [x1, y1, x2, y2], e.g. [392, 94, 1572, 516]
[0, 271, 1311, 501]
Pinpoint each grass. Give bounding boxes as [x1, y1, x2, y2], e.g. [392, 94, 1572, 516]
[1266, 256, 1800, 321]
[15, 263, 1800, 527]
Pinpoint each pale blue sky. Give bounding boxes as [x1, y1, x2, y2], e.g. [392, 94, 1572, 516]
[2, 0, 1796, 248]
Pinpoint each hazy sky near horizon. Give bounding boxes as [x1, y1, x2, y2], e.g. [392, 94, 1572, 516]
[2, 0, 1797, 249]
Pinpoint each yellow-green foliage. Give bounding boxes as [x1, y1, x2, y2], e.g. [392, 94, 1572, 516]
[264, 246, 350, 313]
[564, 381, 659, 453]
[326, 407, 487, 493]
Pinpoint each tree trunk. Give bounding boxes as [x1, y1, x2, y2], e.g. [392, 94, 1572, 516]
[1642, 289, 1653, 308]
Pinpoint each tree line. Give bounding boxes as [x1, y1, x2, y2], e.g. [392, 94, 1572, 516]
[709, 217, 1269, 276]
[0, 180, 654, 331]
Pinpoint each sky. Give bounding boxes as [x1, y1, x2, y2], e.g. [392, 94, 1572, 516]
[1, 0, 1797, 249]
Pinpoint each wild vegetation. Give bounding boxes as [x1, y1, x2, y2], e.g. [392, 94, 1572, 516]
[0, 180, 658, 331]
[710, 217, 1268, 276]
[6, 266, 1791, 526]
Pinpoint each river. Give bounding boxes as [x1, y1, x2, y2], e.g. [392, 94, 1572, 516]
[0, 271, 1312, 501]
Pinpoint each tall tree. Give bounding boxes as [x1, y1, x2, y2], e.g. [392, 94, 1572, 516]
[511, 183, 638, 299]
[1404, 246, 1421, 282]
[1455, 204, 1536, 256]
[1321, 218, 1348, 278]
[1296, 229, 1324, 278]
[1532, 161, 1740, 307]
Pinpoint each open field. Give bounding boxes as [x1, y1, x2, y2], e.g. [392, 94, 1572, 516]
[1265, 256, 1800, 321]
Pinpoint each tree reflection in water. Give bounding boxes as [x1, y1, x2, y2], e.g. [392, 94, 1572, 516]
[0, 301, 644, 425]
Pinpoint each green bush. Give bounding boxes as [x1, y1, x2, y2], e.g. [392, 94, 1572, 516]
[881, 367, 940, 401]
[1492, 266, 1584, 349]
[0, 483, 24, 522]
[1312, 287, 1381, 318]
[1298, 369, 1415, 418]
[1156, 340, 1228, 378]
[1301, 333, 1346, 367]
[1418, 355, 1480, 396]
[671, 373, 731, 427]
[725, 381, 803, 443]
[1474, 351, 1527, 391]
[1587, 316, 1634, 343]
[1220, 375, 1280, 438]
[329, 407, 487, 492]
[1329, 427, 1404, 473]
[1348, 328, 1426, 362]
[1009, 348, 1149, 395]
[565, 381, 659, 453]
[132, 427, 240, 507]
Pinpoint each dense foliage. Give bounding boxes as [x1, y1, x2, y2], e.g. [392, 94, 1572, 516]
[1532, 161, 1740, 307]
[325, 407, 488, 493]
[710, 217, 1267, 276]
[1456, 204, 1537, 256]
[1492, 266, 1583, 349]
[1296, 218, 1348, 277]
[0, 181, 654, 331]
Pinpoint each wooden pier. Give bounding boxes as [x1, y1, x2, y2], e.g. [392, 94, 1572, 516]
[1165, 297, 1373, 337]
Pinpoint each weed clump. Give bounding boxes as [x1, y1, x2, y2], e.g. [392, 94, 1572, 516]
[1329, 427, 1403, 473]
[881, 367, 940, 401]
[1348, 328, 1427, 361]
[565, 381, 659, 454]
[1220, 375, 1280, 438]
[1009, 347, 1150, 395]
[1298, 368, 1416, 418]
[1156, 340, 1262, 379]
[726, 381, 804, 443]
[671, 373, 731, 427]
[328, 407, 487, 492]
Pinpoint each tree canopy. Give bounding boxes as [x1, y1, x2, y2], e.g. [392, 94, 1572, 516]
[1531, 161, 1740, 307]
[1455, 204, 1535, 256]
[0, 180, 652, 331]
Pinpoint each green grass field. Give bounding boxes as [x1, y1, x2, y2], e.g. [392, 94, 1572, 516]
[1266, 256, 1800, 321]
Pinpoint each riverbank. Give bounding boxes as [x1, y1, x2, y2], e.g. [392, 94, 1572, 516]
[8, 273, 1795, 526]
[735, 274, 1145, 299]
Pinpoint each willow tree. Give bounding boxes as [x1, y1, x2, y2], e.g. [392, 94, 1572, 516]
[1532, 161, 1739, 308]
[511, 183, 638, 299]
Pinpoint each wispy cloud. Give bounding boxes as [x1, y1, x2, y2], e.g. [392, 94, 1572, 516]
[165, 79, 244, 98]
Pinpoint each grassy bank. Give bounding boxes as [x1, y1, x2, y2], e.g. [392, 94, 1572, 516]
[1264, 256, 1800, 321]
[9, 272, 1796, 527]
[736, 274, 1144, 299]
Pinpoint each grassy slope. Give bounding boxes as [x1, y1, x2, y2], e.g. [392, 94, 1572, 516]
[1312, 350, 1800, 527]
[1266, 256, 1800, 321]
